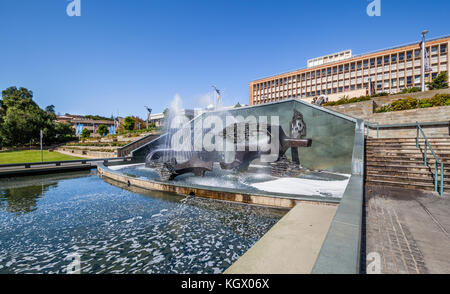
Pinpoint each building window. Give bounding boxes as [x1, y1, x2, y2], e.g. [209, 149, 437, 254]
[306, 73, 310, 79]
[311, 91, 316, 96]
[351, 63, 356, 70]
[407, 51, 413, 60]
[384, 55, 390, 64]
[311, 72, 315, 79]
[441, 44, 447, 54]
[317, 70, 321, 78]
[333, 66, 338, 74]
[363, 60, 369, 68]
[407, 76, 412, 85]
[399, 52, 405, 61]
[345, 64, 349, 72]
[327, 89, 331, 94]
[370, 58, 375, 67]
[322, 69, 326, 76]
[391, 54, 397, 63]
[339, 65, 343, 73]
[414, 75, 421, 84]
[377, 57, 382, 65]
[357, 62, 362, 70]
[327, 68, 332, 75]
[414, 49, 420, 58]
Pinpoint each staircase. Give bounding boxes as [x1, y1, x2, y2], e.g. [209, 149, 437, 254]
[366, 137, 450, 193]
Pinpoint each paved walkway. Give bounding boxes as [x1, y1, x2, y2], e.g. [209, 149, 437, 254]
[364, 185, 450, 274]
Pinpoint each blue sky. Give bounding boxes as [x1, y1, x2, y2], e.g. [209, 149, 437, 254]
[0, 0, 449, 118]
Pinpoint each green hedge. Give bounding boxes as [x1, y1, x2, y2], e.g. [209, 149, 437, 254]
[323, 92, 388, 106]
[375, 94, 450, 113]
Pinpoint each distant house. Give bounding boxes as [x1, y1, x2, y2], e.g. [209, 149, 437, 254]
[56, 114, 115, 134]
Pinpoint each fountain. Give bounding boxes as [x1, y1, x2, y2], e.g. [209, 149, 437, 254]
[145, 109, 312, 181]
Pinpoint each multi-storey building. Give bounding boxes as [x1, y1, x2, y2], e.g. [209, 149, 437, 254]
[249, 36, 449, 105]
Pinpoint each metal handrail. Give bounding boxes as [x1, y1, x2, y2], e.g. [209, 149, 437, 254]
[0, 157, 133, 169]
[365, 121, 450, 138]
[416, 122, 444, 196]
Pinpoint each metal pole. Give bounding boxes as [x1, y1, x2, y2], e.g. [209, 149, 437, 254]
[416, 124, 419, 148]
[441, 162, 444, 196]
[421, 30, 428, 92]
[435, 162, 438, 193]
[424, 143, 427, 166]
[40, 129, 43, 162]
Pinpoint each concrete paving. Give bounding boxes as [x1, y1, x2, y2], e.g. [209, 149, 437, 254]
[365, 185, 450, 274]
[224, 202, 337, 274]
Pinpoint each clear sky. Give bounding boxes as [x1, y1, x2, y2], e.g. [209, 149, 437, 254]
[0, 0, 449, 118]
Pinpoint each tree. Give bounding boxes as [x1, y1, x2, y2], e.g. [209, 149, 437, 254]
[427, 72, 449, 90]
[81, 128, 91, 139]
[45, 105, 55, 114]
[123, 116, 135, 131]
[97, 124, 109, 136]
[0, 87, 56, 146]
[55, 122, 75, 141]
[0, 86, 77, 147]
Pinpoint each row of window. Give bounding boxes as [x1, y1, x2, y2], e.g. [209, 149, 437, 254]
[253, 44, 448, 91]
[254, 72, 444, 100]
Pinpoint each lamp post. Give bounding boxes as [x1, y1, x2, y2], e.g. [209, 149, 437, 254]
[421, 30, 429, 92]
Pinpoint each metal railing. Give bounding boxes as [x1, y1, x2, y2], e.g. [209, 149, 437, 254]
[365, 121, 450, 138]
[416, 122, 444, 196]
[0, 157, 133, 170]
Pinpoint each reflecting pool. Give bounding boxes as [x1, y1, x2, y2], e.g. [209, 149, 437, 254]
[0, 171, 285, 274]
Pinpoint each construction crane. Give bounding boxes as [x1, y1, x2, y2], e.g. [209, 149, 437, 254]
[145, 106, 152, 129]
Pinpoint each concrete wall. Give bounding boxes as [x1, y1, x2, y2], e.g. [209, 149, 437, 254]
[325, 89, 450, 138]
[326, 88, 450, 120]
[57, 148, 117, 158]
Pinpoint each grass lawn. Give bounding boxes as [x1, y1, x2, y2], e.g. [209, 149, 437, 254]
[0, 150, 84, 164]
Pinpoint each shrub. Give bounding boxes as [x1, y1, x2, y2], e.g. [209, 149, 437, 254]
[323, 92, 388, 106]
[374, 94, 450, 113]
[400, 87, 421, 94]
[427, 72, 448, 90]
[97, 124, 109, 136]
[81, 128, 91, 139]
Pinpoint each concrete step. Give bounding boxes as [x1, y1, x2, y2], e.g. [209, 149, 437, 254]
[366, 145, 450, 151]
[367, 137, 450, 142]
[366, 163, 450, 172]
[366, 179, 449, 192]
[366, 170, 450, 184]
[366, 174, 450, 188]
[366, 162, 448, 169]
[366, 153, 450, 161]
[366, 151, 450, 162]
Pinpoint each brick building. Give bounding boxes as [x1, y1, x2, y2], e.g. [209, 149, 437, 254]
[250, 36, 449, 105]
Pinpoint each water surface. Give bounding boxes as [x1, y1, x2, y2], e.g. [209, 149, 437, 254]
[0, 171, 285, 274]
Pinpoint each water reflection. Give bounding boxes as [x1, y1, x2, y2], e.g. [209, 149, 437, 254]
[0, 183, 56, 215]
[0, 172, 285, 274]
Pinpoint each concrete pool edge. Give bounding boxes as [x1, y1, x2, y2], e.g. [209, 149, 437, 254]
[311, 119, 365, 274]
[97, 163, 340, 209]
